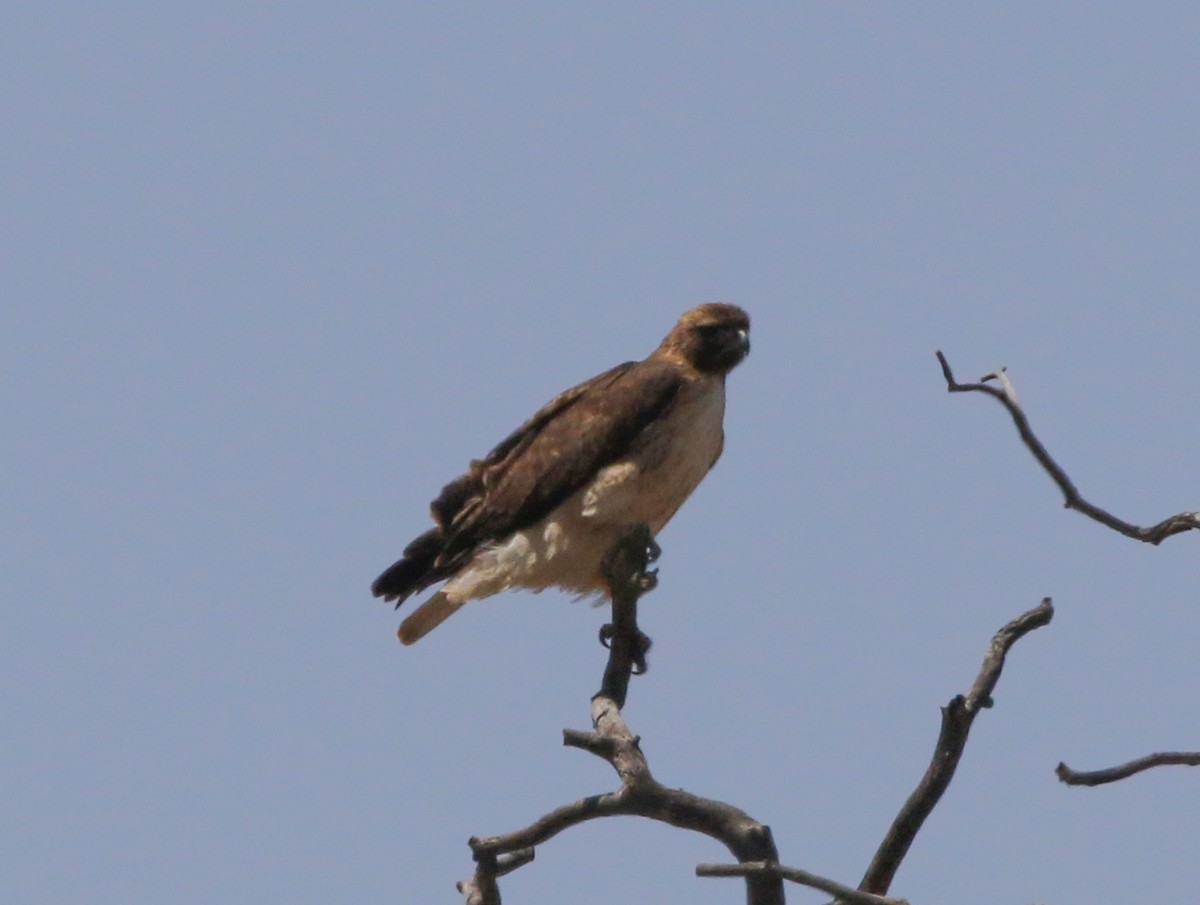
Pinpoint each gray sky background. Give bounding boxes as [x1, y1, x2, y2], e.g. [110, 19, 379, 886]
[4, 4, 1199, 904]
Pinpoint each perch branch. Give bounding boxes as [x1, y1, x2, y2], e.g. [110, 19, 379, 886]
[595, 523, 659, 707]
[937, 351, 1200, 544]
[858, 598, 1054, 896]
[1056, 752, 1200, 787]
[698, 861, 907, 905]
[463, 526, 784, 905]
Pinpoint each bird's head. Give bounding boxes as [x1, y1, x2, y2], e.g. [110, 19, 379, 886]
[659, 303, 751, 376]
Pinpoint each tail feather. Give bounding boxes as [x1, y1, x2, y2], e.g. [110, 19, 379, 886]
[397, 591, 465, 645]
[372, 529, 445, 605]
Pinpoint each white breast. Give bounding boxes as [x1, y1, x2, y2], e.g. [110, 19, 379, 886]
[581, 376, 726, 531]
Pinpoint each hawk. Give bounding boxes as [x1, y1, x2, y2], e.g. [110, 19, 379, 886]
[372, 303, 750, 644]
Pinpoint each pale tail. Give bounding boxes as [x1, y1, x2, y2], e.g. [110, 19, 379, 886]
[397, 590, 465, 645]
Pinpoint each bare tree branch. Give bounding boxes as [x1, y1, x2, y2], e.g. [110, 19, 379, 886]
[457, 849, 535, 905]
[453, 539, 1058, 902]
[697, 861, 908, 905]
[936, 351, 1200, 544]
[461, 526, 785, 905]
[858, 598, 1054, 896]
[1056, 752, 1200, 787]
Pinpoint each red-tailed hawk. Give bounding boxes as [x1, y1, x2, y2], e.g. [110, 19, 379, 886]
[372, 303, 750, 644]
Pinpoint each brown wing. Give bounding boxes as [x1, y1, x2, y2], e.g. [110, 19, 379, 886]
[372, 358, 684, 604]
[430, 360, 636, 532]
[435, 358, 684, 563]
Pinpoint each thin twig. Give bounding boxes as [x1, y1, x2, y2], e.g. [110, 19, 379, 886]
[937, 351, 1200, 544]
[858, 598, 1054, 896]
[698, 861, 908, 905]
[1056, 752, 1200, 787]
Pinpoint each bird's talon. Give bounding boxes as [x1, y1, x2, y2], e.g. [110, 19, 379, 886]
[637, 568, 659, 593]
[645, 536, 662, 564]
[631, 629, 653, 674]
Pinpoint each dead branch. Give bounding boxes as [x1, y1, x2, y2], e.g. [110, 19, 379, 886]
[858, 598, 1054, 896]
[936, 351, 1200, 544]
[1056, 752, 1200, 787]
[460, 526, 785, 905]
[454, 531, 1055, 903]
[456, 849, 534, 905]
[697, 860, 908, 905]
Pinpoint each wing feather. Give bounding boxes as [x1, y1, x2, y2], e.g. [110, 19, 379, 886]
[431, 361, 633, 531]
[435, 358, 683, 563]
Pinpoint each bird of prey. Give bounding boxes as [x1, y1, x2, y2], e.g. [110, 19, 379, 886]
[372, 303, 751, 644]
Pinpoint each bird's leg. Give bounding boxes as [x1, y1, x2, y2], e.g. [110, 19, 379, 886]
[600, 523, 660, 596]
[598, 525, 656, 680]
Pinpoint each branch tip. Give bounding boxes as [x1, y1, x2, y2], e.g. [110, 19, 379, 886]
[860, 597, 1053, 896]
[1057, 752, 1200, 787]
[938, 352, 1198, 544]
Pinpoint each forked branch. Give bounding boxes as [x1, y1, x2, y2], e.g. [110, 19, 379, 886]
[936, 351, 1200, 544]
[455, 529, 1055, 902]
[858, 598, 1054, 896]
[682, 597, 1053, 905]
[456, 849, 534, 905]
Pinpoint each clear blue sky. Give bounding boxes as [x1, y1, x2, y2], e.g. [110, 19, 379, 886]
[4, 4, 1199, 904]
